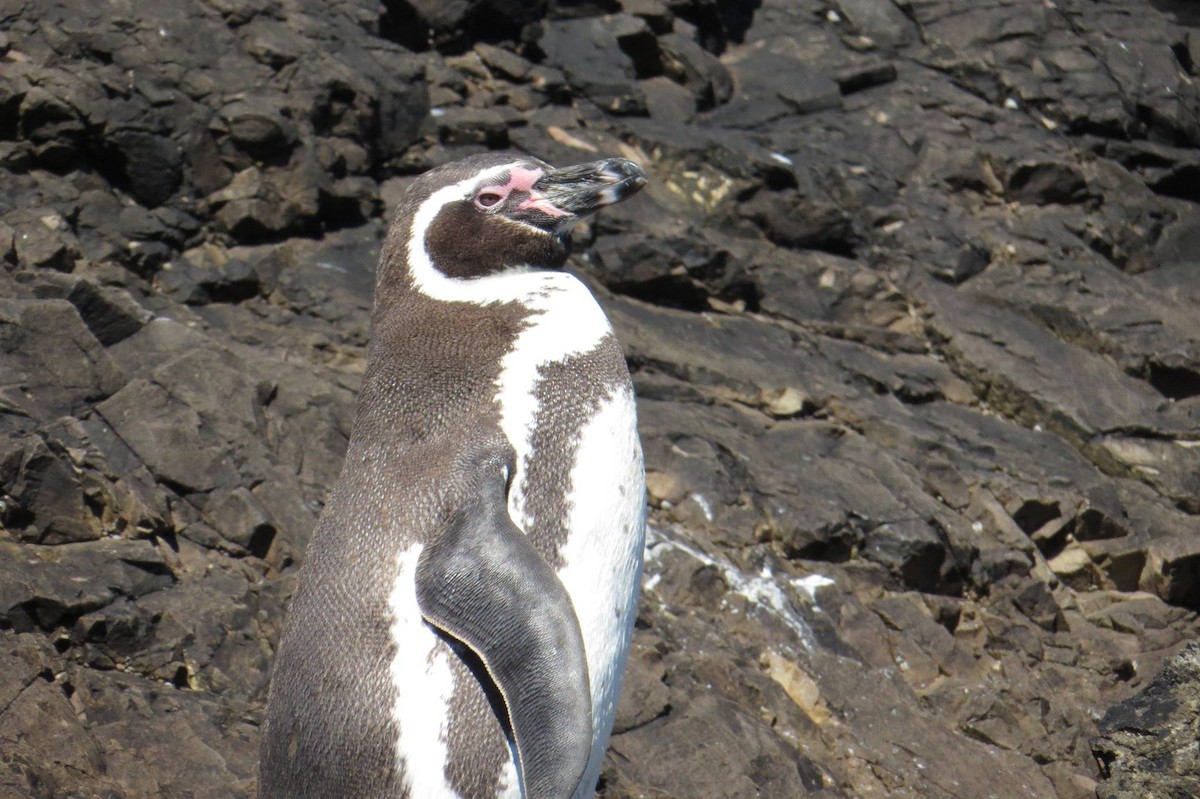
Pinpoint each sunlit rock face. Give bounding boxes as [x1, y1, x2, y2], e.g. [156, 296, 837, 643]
[2, 1, 1199, 798]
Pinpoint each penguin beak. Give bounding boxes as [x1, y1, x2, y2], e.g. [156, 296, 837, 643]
[527, 159, 647, 221]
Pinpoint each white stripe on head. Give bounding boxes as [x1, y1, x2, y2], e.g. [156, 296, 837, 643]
[405, 166, 615, 529]
[388, 544, 461, 799]
[407, 162, 533, 302]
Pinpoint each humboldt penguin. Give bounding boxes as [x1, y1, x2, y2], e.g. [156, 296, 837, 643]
[259, 151, 648, 799]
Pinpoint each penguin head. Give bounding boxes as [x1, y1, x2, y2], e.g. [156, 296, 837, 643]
[396, 152, 646, 283]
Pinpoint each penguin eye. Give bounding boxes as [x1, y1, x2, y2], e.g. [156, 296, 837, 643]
[475, 192, 503, 209]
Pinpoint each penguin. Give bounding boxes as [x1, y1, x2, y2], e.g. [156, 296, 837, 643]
[259, 152, 648, 799]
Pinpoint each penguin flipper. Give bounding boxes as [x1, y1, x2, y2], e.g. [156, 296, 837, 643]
[416, 453, 593, 799]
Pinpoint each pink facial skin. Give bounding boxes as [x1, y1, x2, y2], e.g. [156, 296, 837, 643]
[516, 193, 571, 215]
[481, 165, 571, 218]
[500, 165, 543, 194]
[517, 195, 571, 217]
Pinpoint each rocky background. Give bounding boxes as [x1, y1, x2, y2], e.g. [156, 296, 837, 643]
[1, 0, 1199, 797]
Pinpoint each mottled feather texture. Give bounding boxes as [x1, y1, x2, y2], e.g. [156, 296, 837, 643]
[260, 153, 646, 799]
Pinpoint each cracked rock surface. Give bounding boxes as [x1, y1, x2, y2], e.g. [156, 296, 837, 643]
[2, 0, 1199, 797]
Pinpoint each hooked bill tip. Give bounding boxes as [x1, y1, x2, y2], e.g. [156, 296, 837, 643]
[529, 156, 648, 216]
[600, 158, 646, 185]
[597, 159, 647, 203]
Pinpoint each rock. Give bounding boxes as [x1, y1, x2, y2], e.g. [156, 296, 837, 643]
[95, 378, 240, 496]
[831, 0, 918, 49]
[1006, 159, 1090, 205]
[1093, 642, 1200, 799]
[656, 31, 732, 110]
[612, 634, 670, 733]
[74, 191, 175, 272]
[21, 271, 152, 345]
[241, 17, 309, 69]
[433, 106, 511, 146]
[0, 538, 173, 633]
[205, 165, 322, 242]
[620, 0, 674, 34]
[537, 17, 648, 114]
[203, 486, 275, 557]
[218, 98, 298, 162]
[662, 0, 742, 53]
[0, 221, 16, 264]
[916, 278, 1170, 449]
[158, 245, 261, 305]
[0, 433, 102, 544]
[107, 130, 184, 208]
[639, 75, 697, 122]
[475, 43, 534, 81]
[760, 386, 814, 418]
[3, 0, 1200, 797]
[832, 59, 897, 95]
[1010, 579, 1067, 632]
[69, 665, 260, 797]
[0, 298, 124, 419]
[1048, 544, 1103, 591]
[607, 695, 823, 796]
[739, 187, 856, 251]
[0, 648, 111, 795]
[251, 224, 378, 337]
[14, 77, 91, 168]
[10, 208, 82, 271]
[385, 0, 549, 52]
[706, 49, 842, 128]
[1142, 535, 1200, 610]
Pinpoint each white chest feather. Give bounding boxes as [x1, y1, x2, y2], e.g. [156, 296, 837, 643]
[388, 545, 461, 799]
[390, 543, 528, 799]
[556, 387, 646, 798]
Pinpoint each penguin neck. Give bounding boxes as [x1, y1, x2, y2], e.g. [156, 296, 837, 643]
[370, 212, 573, 326]
[363, 195, 617, 487]
[422, 200, 570, 279]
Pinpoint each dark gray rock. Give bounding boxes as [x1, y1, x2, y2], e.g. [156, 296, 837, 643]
[383, 0, 550, 52]
[95, 378, 240, 495]
[433, 106, 512, 146]
[251, 223, 378, 338]
[0, 432, 103, 544]
[61, 663, 260, 797]
[739, 187, 856, 251]
[0, 299, 124, 419]
[8, 207, 82, 272]
[20, 271, 152, 345]
[0, 537, 173, 633]
[657, 31, 732, 110]
[158, 246, 261, 305]
[620, 0, 674, 34]
[705, 50, 842, 128]
[0, 632, 120, 798]
[1093, 642, 1200, 799]
[538, 16, 649, 114]
[107, 129, 185, 208]
[607, 695, 824, 797]
[638, 75, 698, 122]
[830, 0, 918, 49]
[1006, 159, 1091, 205]
[205, 164, 321, 242]
[217, 97, 299, 164]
